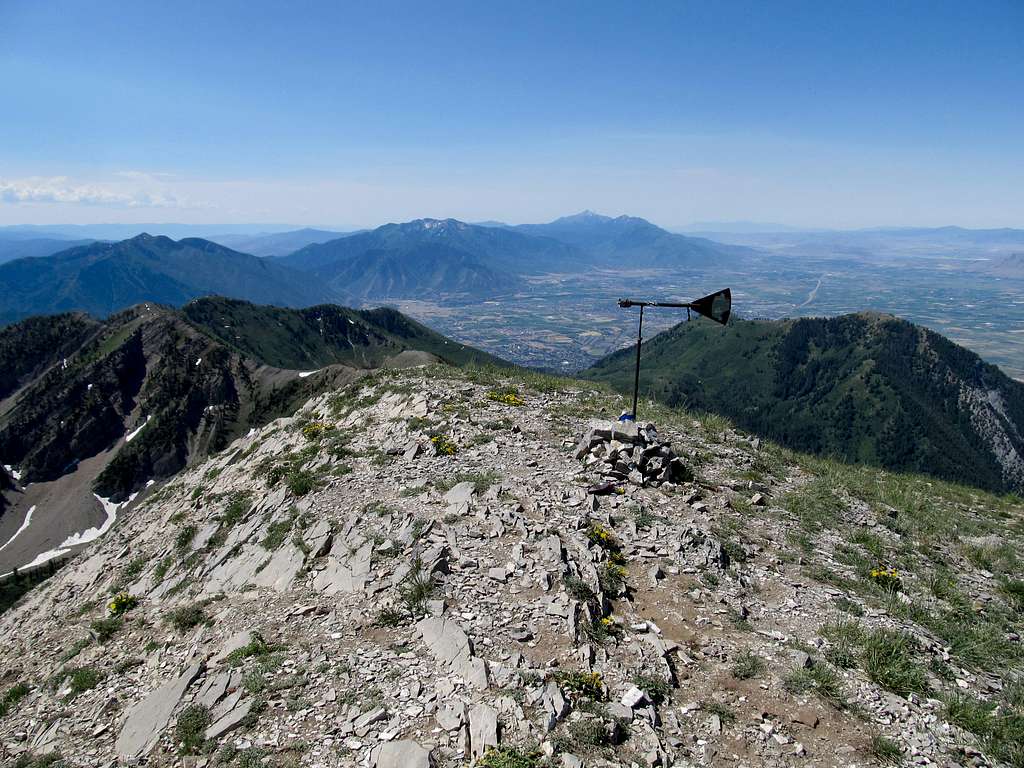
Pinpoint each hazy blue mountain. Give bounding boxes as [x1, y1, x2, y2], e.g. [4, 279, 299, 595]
[674, 221, 805, 234]
[989, 253, 1024, 278]
[0, 223, 333, 241]
[856, 226, 1024, 244]
[0, 234, 340, 325]
[279, 218, 586, 299]
[694, 226, 1024, 256]
[316, 244, 525, 301]
[0, 237, 96, 264]
[285, 218, 585, 272]
[514, 211, 755, 266]
[207, 228, 348, 257]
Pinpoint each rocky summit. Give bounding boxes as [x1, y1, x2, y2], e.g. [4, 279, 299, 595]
[1, 364, 1023, 768]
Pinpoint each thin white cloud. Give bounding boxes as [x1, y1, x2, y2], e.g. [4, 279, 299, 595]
[0, 175, 201, 208]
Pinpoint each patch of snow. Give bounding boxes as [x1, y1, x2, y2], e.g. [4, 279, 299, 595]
[146, 479, 155, 487]
[0, 506, 35, 554]
[1, 545, 71, 577]
[0, 497, 117, 577]
[87, 383, 93, 391]
[125, 415, 152, 443]
[195, 357, 202, 366]
[298, 370, 320, 378]
[55, 494, 120, 548]
[247, 428, 256, 437]
[61, 358, 68, 370]
[2, 464, 21, 482]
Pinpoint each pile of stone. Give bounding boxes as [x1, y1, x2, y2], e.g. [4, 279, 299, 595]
[574, 419, 693, 487]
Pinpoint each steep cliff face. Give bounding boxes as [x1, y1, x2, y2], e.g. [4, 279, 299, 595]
[0, 306, 255, 499]
[1, 365, 1022, 767]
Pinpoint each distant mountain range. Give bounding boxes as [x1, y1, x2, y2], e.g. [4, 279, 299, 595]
[0, 222, 343, 241]
[4, 215, 1019, 332]
[674, 221, 804, 234]
[0, 297, 501, 568]
[0, 234, 340, 325]
[206, 228, 348, 257]
[0, 213, 756, 319]
[584, 312, 1024, 494]
[512, 211, 755, 266]
[0, 236, 97, 265]
[277, 213, 754, 301]
[280, 218, 585, 297]
[689, 225, 1024, 257]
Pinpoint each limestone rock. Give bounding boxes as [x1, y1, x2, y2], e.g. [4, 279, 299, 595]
[373, 740, 434, 768]
[468, 702, 499, 759]
[115, 662, 203, 758]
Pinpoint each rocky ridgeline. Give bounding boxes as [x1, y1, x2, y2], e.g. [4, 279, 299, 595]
[0, 365, 1018, 768]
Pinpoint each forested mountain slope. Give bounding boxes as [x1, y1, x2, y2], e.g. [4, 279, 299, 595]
[585, 313, 1024, 494]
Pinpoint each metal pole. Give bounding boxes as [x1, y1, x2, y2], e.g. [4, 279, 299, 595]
[631, 304, 644, 420]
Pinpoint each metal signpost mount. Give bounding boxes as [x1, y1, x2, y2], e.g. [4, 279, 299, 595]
[617, 288, 732, 421]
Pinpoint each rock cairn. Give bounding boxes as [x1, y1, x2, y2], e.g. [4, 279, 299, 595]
[575, 419, 693, 487]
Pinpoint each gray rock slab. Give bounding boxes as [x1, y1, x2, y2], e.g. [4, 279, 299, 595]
[469, 703, 499, 759]
[313, 539, 372, 594]
[417, 617, 488, 689]
[204, 699, 253, 741]
[621, 685, 647, 708]
[196, 671, 230, 708]
[115, 662, 203, 759]
[252, 543, 304, 591]
[203, 544, 267, 594]
[443, 481, 475, 506]
[543, 680, 569, 721]
[211, 688, 243, 721]
[303, 519, 333, 558]
[435, 701, 465, 730]
[373, 740, 434, 768]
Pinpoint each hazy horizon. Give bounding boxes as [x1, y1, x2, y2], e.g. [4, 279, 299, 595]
[4, 216, 1024, 239]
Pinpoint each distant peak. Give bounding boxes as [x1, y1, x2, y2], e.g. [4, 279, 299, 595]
[127, 232, 174, 244]
[409, 218, 467, 232]
[553, 210, 613, 225]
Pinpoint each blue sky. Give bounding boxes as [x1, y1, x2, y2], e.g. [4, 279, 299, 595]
[1, 0, 1021, 228]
